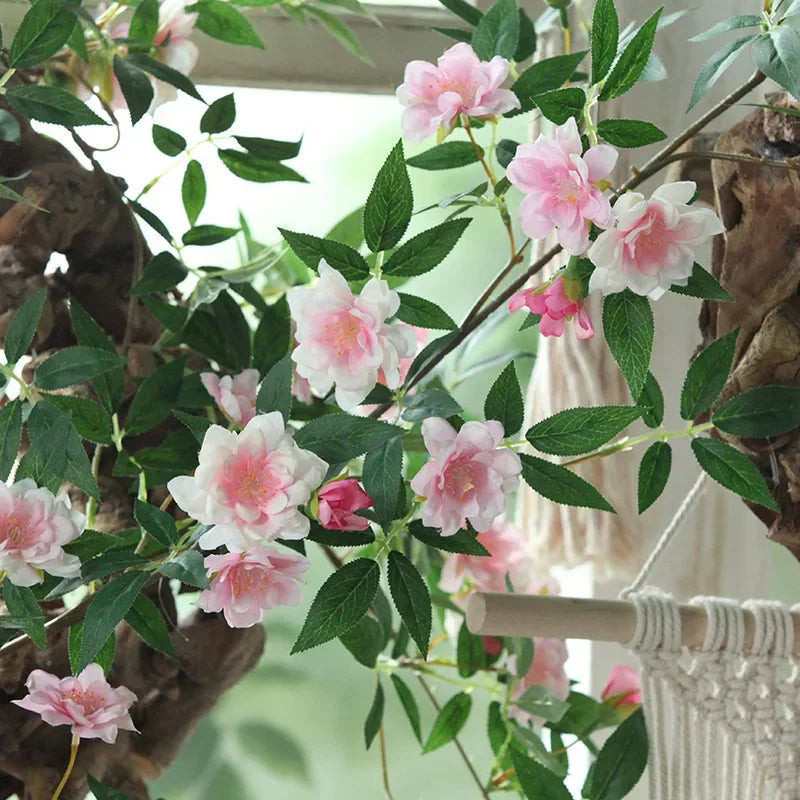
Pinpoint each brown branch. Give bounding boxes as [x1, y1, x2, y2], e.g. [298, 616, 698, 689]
[639, 149, 800, 175]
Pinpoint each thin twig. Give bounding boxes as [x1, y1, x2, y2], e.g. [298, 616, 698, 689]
[641, 149, 800, 174]
[378, 727, 395, 800]
[416, 675, 490, 800]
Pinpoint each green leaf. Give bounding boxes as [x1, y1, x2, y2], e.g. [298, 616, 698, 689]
[511, 51, 589, 112]
[526, 406, 641, 456]
[190, 0, 263, 47]
[291, 558, 380, 653]
[0, 111, 21, 145]
[182, 225, 239, 246]
[3, 580, 46, 651]
[689, 35, 754, 111]
[691, 438, 777, 510]
[307, 521, 375, 547]
[680, 328, 738, 420]
[253, 295, 292, 375]
[34, 346, 127, 390]
[670, 263, 733, 301]
[637, 372, 664, 429]
[391, 674, 422, 743]
[388, 552, 432, 657]
[403, 388, 462, 423]
[456, 619, 486, 677]
[130, 200, 171, 242]
[364, 140, 413, 253]
[295, 415, 403, 462]
[256, 355, 292, 423]
[600, 7, 663, 100]
[279, 229, 371, 281]
[590, 707, 648, 800]
[395, 294, 456, 330]
[423, 692, 471, 753]
[382, 219, 471, 277]
[520, 453, 615, 512]
[159, 550, 210, 588]
[484, 362, 524, 436]
[125, 594, 177, 659]
[363, 437, 403, 526]
[5, 287, 46, 364]
[126, 53, 204, 102]
[125, 357, 185, 435]
[512, 750, 572, 800]
[113, 56, 154, 125]
[471, 0, 519, 60]
[69, 624, 116, 676]
[712, 385, 800, 437]
[406, 141, 483, 171]
[234, 135, 302, 161]
[638, 441, 672, 513]
[487, 702, 506, 755]
[306, 6, 371, 63]
[596, 119, 666, 147]
[689, 14, 763, 42]
[132, 251, 188, 296]
[602, 291, 654, 399]
[364, 679, 384, 750]
[152, 124, 186, 156]
[87, 775, 132, 800]
[496, 138, 519, 168]
[234, 722, 309, 784]
[434, 26, 472, 43]
[0, 400, 22, 481]
[174, 410, 212, 443]
[513, 686, 570, 723]
[514, 8, 537, 61]
[753, 27, 800, 102]
[408, 520, 489, 555]
[129, 0, 159, 48]
[42, 393, 112, 444]
[591, 0, 619, 83]
[181, 160, 206, 226]
[78, 550, 148, 584]
[218, 149, 306, 183]
[533, 87, 586, 124]
[79, 571, 149, 671]
[437, 0, 482, 26]
[6, 85, 106, 127]
[340, 614, 384, 667]
[200, 93, 236, 134]
[9, 0, 76, 68]
[134, 499, 179, 547]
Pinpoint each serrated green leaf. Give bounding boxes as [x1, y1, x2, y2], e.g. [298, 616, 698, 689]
[534, 87, 586, 124]
[306, 5, 371, 63]
[406, 141, 482, 170]
[6, 85, 107, 127]
[190, 0, 264, 47]
[87, 774, 132, 800]
[3, 580, 46, 651]
[340, 614, 384, 667]
[402, 389, 462, 423]
[423, 692, 471, 753]
[602, 291, 653, 399]
[182, 225, 239, 247]
[520, 453, 615, 512]
[526, 405, 641, 456]
[125, 594, 177, 658]
[34, 346, 127, 390]
[680, 328, 738, 420]
[689, 14, 762, 42]
[307, 520, 375, 547]
[513, 685, 570, 723]
[292, 559, 380, 653]
[0, 400, 22, 481]
[112, 56, 154, 125]
[200, 93, 236, 134]
[512, 750, 572, 800]
[42, 393, 112, 445]
[129, 0, 158, 48]
[511, 51, 587, 113]
[69, 624, 116, 676]
[408, 520, 489, 555]
[590, 707, 648, 800]
[690, 35, 754, 111]
[395, 294, 456, 330]
[363, 437, 402, 526]
[596, 118, 666, 147]
[691, 437, 777, 510]
[471, 0, 519, 60]
[514, 7, 537, 61]
[753, 27, 800, 102]
[5, 288, 46, 365]
[637, 372, 664, 429]
[132, 251, 188, 296]
[181, 160, 206, 227]
[437, 0, 482, 26]
[159, 550, 210, 588]
[591, 0, 619, 83]
[235, 135, 302, 161]
[295, 415, 402, 462]
[152, 124, 187, 156]
[126, 53, 204, 101]
[125, 357, 185, 435]
[382, 218, 471, 277]
[388, 552, 431, 657]
[134, 499, 179, 547]
[638, 441, 671, 513]
[279, 229, 371, 280]
[10, 0, 76, 68]
[670, 263, 733, 301]
[488, 701, 506, 755]
[253, 295, 292, 376]
[391, 674, 422, 743]
[256, 355, 292, 423]
[456, 618, 486, 677]
[484, 362, 523, 436]
[364, 679, 384, 749]
[712, 385, 800, 437]
[364, 140, 413, 253]
[218, 149, 306, 183]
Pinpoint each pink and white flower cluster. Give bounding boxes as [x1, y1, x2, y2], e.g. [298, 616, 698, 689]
[13, 664, 137, 744]
[288, 262, 417, 410]
[397, 43, 520, 142]
[201, 369, 259, 427]
[508, 275, 594, 340]
[0, 479, 85, 586]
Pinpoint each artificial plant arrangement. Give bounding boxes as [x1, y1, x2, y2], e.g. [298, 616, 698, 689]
[1, 0, 800, 796]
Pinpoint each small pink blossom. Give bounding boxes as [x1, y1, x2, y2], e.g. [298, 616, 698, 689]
[316, 479, 374, 531]
[507, 117, 618, 255]
[198, 547, 310, 628]
[397, 43, 520, 141]
[410, 418, 521, 536]
[0, 480, 84, 587]
[588, 181, 725, 299]
[288, 262, 417, 411]
[601, 665, 642, 717]
[167, 412, 327, 551]
[13, 665, 137, 744]
[201, 369, 259, 427]
[292, 370, 314, 405]
[508, 638, 570, 726]
[508, 276, 593, 340]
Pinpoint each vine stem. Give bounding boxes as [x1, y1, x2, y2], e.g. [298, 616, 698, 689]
[51, 735, 80, 800]
[416, 676, 490, 800]
[378, 727, 395, 800]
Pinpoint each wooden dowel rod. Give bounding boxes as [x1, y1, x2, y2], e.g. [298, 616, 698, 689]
[466, 593, 800, 651]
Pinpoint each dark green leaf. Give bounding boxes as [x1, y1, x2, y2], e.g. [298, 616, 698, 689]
[42, 393, 112, 445]
[129, 200, 172, 242]
[174, 410, 212, 443]
[513, 686, 570, 723]
[511, 51, 588, 113]
[496, 138, 519, 168]
[6, 85, 106, 127]
[391, 674, 422, 743]
[514, 8, 537, 61]
[256, 355, 292, 423]
[388, 552, 431, 657]
[5, 288, 46, 365]
[295, 415, 403, 462]
[456, 619, 486, 677]
[590, 707, 648, 800]
[533, 87, 586, 124]
[129, 0, 158, 48]
[279, 229, 371, 280]
[488, 701, 506, 755]
[253, 295, 292, 375]
[395, 294, 456, 330]
[364, 140, 413, 253]
[471, 0, 519, 60]
[291, 558, 380, 653]
[81, 550, 148, 583]
[680, 328, 738, 420]
[602, 291, 653, 399]
[520, 453, 615, 511]
[404, 331, 459, 387]
[689, 14, 763, 42]
[591, 0, 619, 83]
[142, 296, 187, 331]
[234, 135, 302, 160]
[152, 124, 187, 156]
[132, 251, 188, 296]
[433, 28, 473, 43]
[182, 225, 239, 246]
[234, 722, 309, 783]
[600, 7, 663, 100]
[691, 438, 777, 510]
[181, 160, 206, 226]
[112, 56, 153, 125]
[79, 571, 149, 671]
[638, 441, 671, 513]
[69, 624, 116, 676]
[34, 346, 127, 390]
[364, 679, 384, 749]
[87, 775, 133, 800]
[340, 614, 384, 667]
[200, 93, 236, 134]
[753, 27, 800, 102]
[437, 0, 482, 26]
[670, 263, 733, 301]
[423, 692, 471, 753]
[10, 0, 76, 68]
[408, 520, 489, 555]
[526, 405, 641, 456]
[637, 372, 664, 428]
[689, 35, 754, 110]
[406, 141, 482, 171]
[159, 550, 210, 588]
[218, 149, 306, 183]
[306, 5, 371, 63]
[125, 357, 185, 435]
[512, 750, 572, 800]
[484, 362, 524, 436]
[596, 118, 666, 147]
[382, 218, 471, 277]
[125, 594, 177, 658]
[126, 53, 204, 102]
[134, 499, 179, 547]
[307, 520, 375, 547]
[403, 388, 462, 423]
[363, 437, 402, 526]
[0, 401, 22, 481]
[712, 385, 800, 437]
[3, 580, 46, 651]
[190, 0, 264, 47]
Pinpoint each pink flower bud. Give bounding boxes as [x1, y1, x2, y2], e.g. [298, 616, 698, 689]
[508, 276, 594, 340]
[200, 369, 260, 426]
[601, 665, 642, 717]
[316, 479, 374, 532]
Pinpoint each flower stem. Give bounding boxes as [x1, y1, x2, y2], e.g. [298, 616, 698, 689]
[85, 444, 104, 529]
[378, 727, 395, 800]
[51, 735, 80, 800]
[0, 69, 16, 91]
